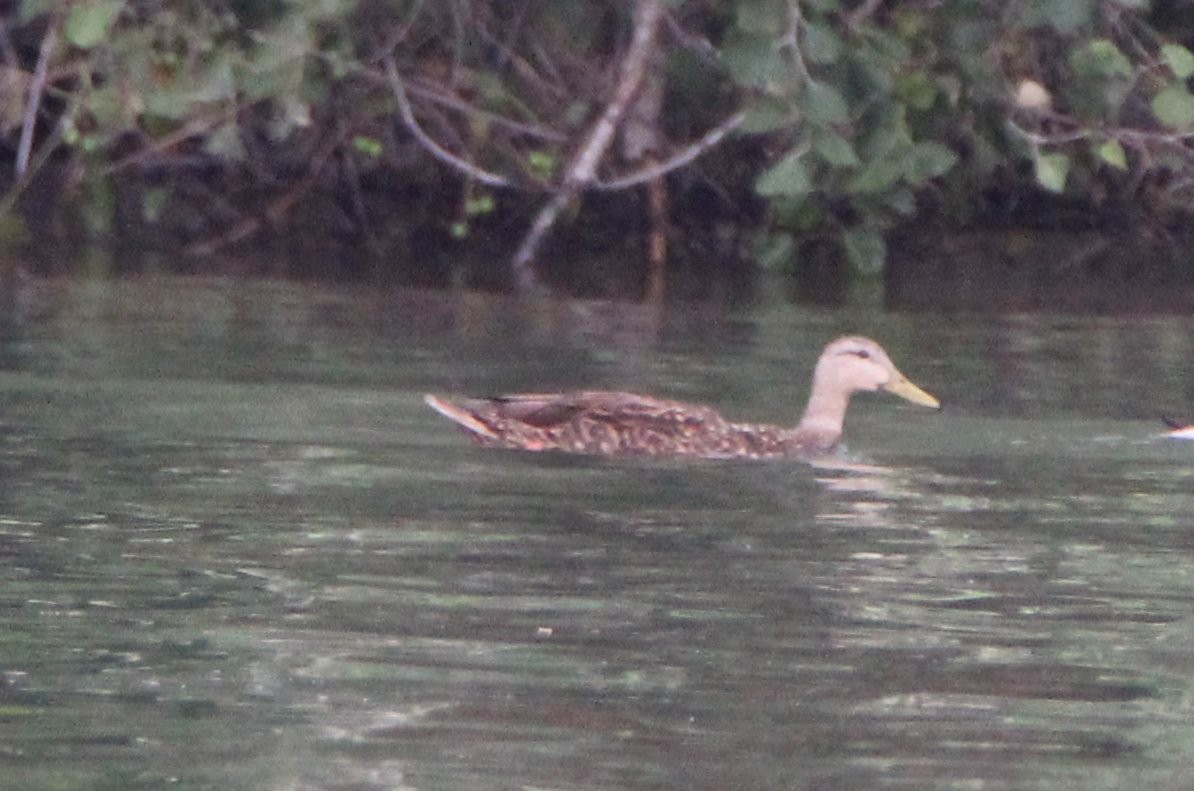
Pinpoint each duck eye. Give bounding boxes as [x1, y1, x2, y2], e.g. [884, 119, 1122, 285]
[853, 349, 871, 359]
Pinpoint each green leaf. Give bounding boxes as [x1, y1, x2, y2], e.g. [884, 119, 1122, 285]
[842, 229, 887, 275]
[352, 136, 383, 158]
[1022, 0, 1095, 33]
[736, 0, 786, 35]
[1095, 139, 1127, 169]
[860, 102, 912, 159]
[903, 141, 958, 182]
[895, 71, 939, 111]
[144, 91, 190, 121]
[803, 22, 842, 64]
[465, 193, 495, 217]
[754, 231, 796, 270]
[756, 151, 812, 197]
[203, 124, 246, 161]
[773, 196, 824, 231]
[528, 150, 557, 180]
[65, 0, 124, 50]
[722, 30, 785, 88]
[803, 80, 849, 126]
[740, 97, 797, 133]
[1163, 44, 1194, 80]
[862, 28, 911, 62]
[882, 187, 917, 217]
[1069, 39, 1133, 78]
[185, 57, 237, 104]
[892, 6, 927, 39]
[141, 186, 170, 223]
[1034, 152, 1070, 193]
[813, 133, 860, 167]
[21, 0, 70, 23]
[846, 150, 906, 193]
[1152, 83, 1194, 129]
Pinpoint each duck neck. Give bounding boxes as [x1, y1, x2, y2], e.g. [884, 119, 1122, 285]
[795, 383, 850, 447]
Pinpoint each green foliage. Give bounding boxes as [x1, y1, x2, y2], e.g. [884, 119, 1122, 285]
[64, 1, 124, 50]
[996, 5, 1194, 214]
[528, 151, 558, 182]
[1096, 139, 1127, 170]
[715, 0, 978, 273]
[756, 152, 811, 198]
[352, 136, 382, 158]
[813, 133, 859, 167]
[1073, 39, 1133, 77]
[722, 29, 786, 88]
[1162, 44, 1194, 79]
[719, 0, 1194, 273]
[754, 231, 796, 270]
[1, 0, 1193, 286]
[1034, 152, 1071, 193]
[842, 228, 886, 275]
[1152, 84, 1194, 130]
[1019, 0, 1097, 34]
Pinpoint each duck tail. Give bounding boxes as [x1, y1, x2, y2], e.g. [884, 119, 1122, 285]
[424, 395, 500, 440]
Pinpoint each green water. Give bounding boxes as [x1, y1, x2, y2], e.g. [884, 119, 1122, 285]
[1, 278, 1193, 790]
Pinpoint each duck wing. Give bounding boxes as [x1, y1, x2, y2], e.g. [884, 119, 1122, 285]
[485, 391, 728, 430]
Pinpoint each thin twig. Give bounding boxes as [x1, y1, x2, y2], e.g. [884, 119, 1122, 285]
[332, 48, 570, 144]
[382, 54, 511, 187]
[404, 78, 568, 143]
[1005, 118, 1093, 146]
[17, 18, 58, 178]
[185, 127, 347, 257]
[102, 111, 229, 176]
[338, 121, 381, 255]
[1008, 116, 1194, 148]
[377, 0, 425, 53]
[596, 109, 746, 190]
[783, 0, 811, 82]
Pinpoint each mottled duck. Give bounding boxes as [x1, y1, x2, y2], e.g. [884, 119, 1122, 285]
[425, 335, 939, 459]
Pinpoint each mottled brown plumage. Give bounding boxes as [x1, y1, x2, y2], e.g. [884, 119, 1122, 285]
[426, 336, 939, 458]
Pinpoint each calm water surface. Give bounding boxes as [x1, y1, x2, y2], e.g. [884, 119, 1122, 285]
[1, 278, 1194, 790]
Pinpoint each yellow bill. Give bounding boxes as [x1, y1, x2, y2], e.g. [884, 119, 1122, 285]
[884, 375, 940, 409]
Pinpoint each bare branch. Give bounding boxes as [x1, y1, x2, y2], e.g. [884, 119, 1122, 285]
[564, 0, 666, 188]
[185, 126, 348, 257]
[17, 17, 57, 178]
[782, 0, 811, 82]
[510, 0, 667, 292]
[1008, 115, 1194, 149]
[403, 77, 568, 143]
[382, 54, 512, 188]
[596, 109, 747, 190]
[103, 111, 229, 176]
[1005, 118, 1093, 147]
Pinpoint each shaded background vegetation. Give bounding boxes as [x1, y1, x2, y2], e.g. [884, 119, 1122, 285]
[3, 0, 1194, 302]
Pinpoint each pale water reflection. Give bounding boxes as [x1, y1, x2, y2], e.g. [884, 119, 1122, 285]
[0, 278, 1193, 789]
